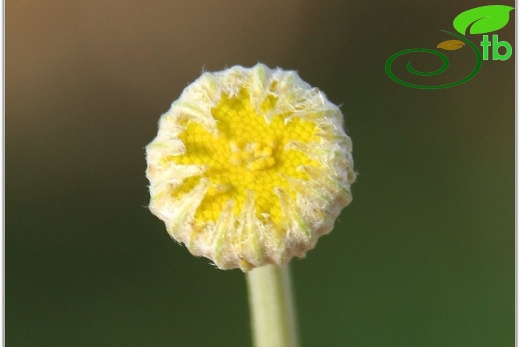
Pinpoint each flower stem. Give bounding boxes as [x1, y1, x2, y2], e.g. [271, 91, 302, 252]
[246, 264, 299, 347]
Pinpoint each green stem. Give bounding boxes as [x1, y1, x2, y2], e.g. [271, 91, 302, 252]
[246, 264, 299, 347]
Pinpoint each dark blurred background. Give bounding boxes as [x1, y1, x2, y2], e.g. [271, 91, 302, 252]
[6, 1, 514, 346]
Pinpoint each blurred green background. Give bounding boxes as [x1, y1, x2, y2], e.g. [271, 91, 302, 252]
[7, 1, 514, 346]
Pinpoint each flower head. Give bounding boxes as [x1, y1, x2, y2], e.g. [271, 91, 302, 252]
[146, 64, 356, 271]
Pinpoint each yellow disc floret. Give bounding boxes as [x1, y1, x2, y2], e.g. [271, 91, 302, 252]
[171, 89, 318, 225]
[146, 64, 356, 271]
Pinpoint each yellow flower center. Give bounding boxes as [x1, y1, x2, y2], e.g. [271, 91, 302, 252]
[171, 89, 319, 224]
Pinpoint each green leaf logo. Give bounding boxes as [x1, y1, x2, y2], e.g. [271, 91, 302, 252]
[453, 5, 514, 35]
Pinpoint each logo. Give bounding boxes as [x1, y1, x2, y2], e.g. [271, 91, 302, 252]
[385, 5, 514, 89]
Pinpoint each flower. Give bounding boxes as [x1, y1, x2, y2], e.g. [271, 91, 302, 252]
[146, 64, 356, 271]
